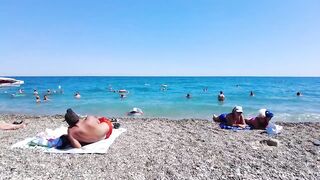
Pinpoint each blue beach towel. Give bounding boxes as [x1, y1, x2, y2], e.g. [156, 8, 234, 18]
[219, 123, 252, 131]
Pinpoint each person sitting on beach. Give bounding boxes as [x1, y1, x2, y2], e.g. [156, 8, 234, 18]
[65, 108, 119, 148]
[245, 109, 274, 130]
[74, 92, 81, 99]
[218, 91, 225, 101]
[212, 106, 246, 128]
[0, 120, 26, 130]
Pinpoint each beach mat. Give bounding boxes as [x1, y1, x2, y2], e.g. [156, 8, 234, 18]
[11, 127, 126, 154]
[219, 123, 252, 130]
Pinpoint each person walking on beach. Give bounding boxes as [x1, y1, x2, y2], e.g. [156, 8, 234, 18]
[212, 106, 246, 128]
[218, 91, 225, 101]
[245, 109, 274, 129]
[65, 108, 119, 148]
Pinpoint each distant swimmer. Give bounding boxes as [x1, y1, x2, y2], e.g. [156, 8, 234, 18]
[74, 92, 81, 99]
[161, 84, 168, 91]
[250, 91, 255, 97]
[203, 87, 208, 92]
[18, 89, 24, 94]
[108, 85, 116, 93]
[120, 94, 126, 99]
[36, 95, 41, 103]
[186, 93, 192, 99]
[218, 91, 225, 101]
[43, 95, 49, 101]
[109, 87, 116, 93]
[47, 89, 51, 95]
[33, 89, 39, 95]
[296, 91, 302, 96]
[127, 108, 143, 116]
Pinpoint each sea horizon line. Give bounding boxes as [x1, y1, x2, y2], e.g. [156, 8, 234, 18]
[2, 75, 320, 78]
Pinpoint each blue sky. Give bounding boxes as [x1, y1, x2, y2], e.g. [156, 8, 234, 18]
[0, 0, 319, 76]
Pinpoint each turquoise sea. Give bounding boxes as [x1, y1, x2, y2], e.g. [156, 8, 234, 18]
[1, 76, 320, 122]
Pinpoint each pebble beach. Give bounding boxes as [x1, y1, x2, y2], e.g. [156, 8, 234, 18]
[0, 114, 319, 180]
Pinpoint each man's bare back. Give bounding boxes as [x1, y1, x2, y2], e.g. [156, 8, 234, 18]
[64, 108, 117, 148]
[67, 115, 111, 148]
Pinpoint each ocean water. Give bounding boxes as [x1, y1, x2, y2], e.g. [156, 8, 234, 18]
[1, 76, 320, 122]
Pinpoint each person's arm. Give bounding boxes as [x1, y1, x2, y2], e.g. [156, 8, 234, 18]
[232, 115, 246, 128]
[240, 115, 246, 125]
[67, 129, 82, 148]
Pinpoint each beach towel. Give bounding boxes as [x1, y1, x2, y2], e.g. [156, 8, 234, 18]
[11, 126, 126, 154]
[219, 123, 252, 131]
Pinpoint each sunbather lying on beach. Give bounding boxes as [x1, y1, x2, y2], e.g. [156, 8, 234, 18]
[245, 109, 274, 129]
[212, 106, 246, 128]
[0, 120, 26, 130]
[64, 108, 120, 148]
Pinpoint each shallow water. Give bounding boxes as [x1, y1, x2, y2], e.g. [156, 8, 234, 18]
[1, 76, 320, 122]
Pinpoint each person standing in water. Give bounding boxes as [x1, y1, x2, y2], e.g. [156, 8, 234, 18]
[36, 95, 41, 103]
[74, 92, 81, 99]
[218, 91, 225, 101]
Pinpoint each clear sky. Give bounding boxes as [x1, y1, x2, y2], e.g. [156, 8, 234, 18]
[1, 0, 319, 76]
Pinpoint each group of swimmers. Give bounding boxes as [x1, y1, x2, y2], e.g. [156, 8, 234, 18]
[11, 87, 83, 103]
[212, 106, 274, 130]
[34, 88, 66, 103]
[186, 90, 302, 102]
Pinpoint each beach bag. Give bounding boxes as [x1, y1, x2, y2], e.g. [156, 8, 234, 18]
[266, 123, 283, 135]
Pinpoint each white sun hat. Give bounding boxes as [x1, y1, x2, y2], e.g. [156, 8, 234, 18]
[233, 106, 243, 113]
